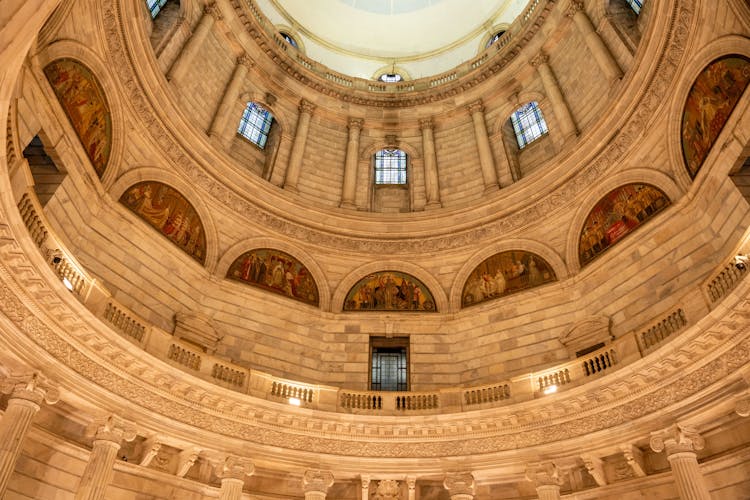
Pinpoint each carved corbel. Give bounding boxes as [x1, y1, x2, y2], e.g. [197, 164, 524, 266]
[619, 444, 646, 477]
[580, 454, 607, 486]
[176, 448, 202, 477]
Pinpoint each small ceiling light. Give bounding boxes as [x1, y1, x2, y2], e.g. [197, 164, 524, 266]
[543, 385, 557, 395]
[62, 277, 74, 291]
[288, 397, 301, 406]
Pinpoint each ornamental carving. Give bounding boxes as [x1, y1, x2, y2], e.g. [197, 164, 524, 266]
[344, 270, 436, 312]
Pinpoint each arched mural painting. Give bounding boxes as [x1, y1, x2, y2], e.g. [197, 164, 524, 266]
[579, 183, 670, 267]
[344, 271, 436, 312]
[462, 251, 556, 308]
[44, 58, 112, 178]
[682, 55, 750, 178]
[227, 249, 320, 306]
[119, 182, 207, 264]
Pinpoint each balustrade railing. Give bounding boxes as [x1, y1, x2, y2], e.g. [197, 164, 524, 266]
[212, 363, 246, 387]
[18, 193, 48, 249]
[167, 343, 202, 371]
[639, 308, 687, 351]
[707, 260, 748, 303]
[271, 381, 314, 403]
[463, 383, 511, 406]
[103, 301, 147, 343]
[340, 391, 383, 410]
[581, 349, 617, 376]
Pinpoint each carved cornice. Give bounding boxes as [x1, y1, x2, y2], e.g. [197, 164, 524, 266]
[99, 0, 694, 254]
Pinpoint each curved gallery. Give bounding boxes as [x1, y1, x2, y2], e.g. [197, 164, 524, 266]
[1, 0, 750, 499]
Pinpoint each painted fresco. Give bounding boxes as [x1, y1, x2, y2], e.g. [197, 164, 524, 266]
[462, 251, 556, 308]
[344, 271, 436, 312]
[226, 249, 320, 306]
[119, 182, 207, 264]
[44, 59, 112, 178]
[682, 55, 750, 178]
[579, 183, 670, 267]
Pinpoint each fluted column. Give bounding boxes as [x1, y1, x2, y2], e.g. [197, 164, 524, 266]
[0, 373, 59, 497]
[167, 2, 222, 85]
[75, 415, 137, 500]
[443, 473, 475, 500]
[216, 456, 254, 500]
[284, 99, 316, 192]
[406, 476, 416, 500]
[340, 118, 364, 208]
[530, 53, 577, 140]
[566, 1, 622, 81]
[303, 469, 334, 500]
[650, 425, 711, 500]
[420, 118, 442, 209]
[526, 463, 562, 500]
[467, 100, 499, 191]
[208, 53, 254, 147]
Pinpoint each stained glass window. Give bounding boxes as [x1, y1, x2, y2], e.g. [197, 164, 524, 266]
[375, 149, 407, 184]
[237, 102, 273, 149]
[146, 0, 168, 18]
[510, 102, 549, 149]
[625, 0, 643, 14]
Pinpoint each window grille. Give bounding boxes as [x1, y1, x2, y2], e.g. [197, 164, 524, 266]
[370, 343, 408, 391]
[238, 102, 273, 149]
[510, 102, 549, 149]
[625, 0, 643, 14]
[374, 149, 407, 184]
[146, 0, 168, 18]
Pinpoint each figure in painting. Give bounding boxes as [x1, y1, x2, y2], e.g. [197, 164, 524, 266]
[344, 271, 436, 312]
[44, 59, 112, 178]
[227, 249, 320, 306]
[682, 55, 750, 178]
[461, 251, 556, 308]
[119, 182, 207, 264]
[578, 183, 669, 267]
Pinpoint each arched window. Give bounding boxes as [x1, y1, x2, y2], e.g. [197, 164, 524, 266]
[379, 73, 403, 83]
[280, 32, 298, 48]
[146, 0, 168, 18]
[486, 30, 506, 48]
[624, 0, 643, 14]
[237, 102, 273, 149]
[374, 149, 407, 184]
[510, 102, 549, 149]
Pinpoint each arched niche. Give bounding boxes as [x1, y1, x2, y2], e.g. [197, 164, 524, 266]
[343, 271, 437, 312]
[42, 58, 113, 181]
[459, 250, 558, 309]
[118, 181, 208, 265]
[577, 183, 670, 268]
[681, 55, 750, 180]
[225, 248, 321, 307]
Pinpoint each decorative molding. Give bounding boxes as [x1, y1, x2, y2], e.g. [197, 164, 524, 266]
[650, 424, 705, 455]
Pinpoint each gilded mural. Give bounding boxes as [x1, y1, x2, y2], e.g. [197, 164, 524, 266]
[119, 182, 207, 264]
[344, 271, 436, 312]
[44, 59, 112, 178]
[579, 183, 670, 267]
[462, 251, 556, 307]
[227, 249, 320, 306]
[682, 55, 750, 178]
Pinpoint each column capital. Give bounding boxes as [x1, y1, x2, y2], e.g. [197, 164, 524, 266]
[736, 395, 750, 417]
[565, 0, 585, 17]
[303, 469, 334, 494]
[466, 99, 484, 115]
[299, 99, 317, 115]
[650, 424, 705, 455]
[0, 372, 59, 406]
[87, 414, 137, 444]
[525, 462, 562, 488]
[530, 52, 549, 68]
[348, 118, 364, 131]
[443, 472, 475, 497]
[406, 475, 417, 490]
[204, 1, 223, 21]
[419, 117, 434, 131]
[360, 474, 370, 489]
[215, 455, 255, 481]
[237, 53, 254, 70]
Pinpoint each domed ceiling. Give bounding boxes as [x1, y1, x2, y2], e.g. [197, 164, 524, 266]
[256, 0, 529, 78]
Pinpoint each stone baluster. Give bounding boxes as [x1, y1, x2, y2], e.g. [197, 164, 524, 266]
[167, 2, 222, 85]
[75, 415, 137, 500]
[284, 100, 316, 192]
[619, 444, 646, 477]
[0, 373, 59, 497]
[467, 100, 499, 191]
[406, 476, 417, 500]
[420, 118, 442, 209]
[580, 454, 607, 486]
[566, 1, 622, 82]
[303, 469, 334, 500]
[208, 53, 254, 148]
[526, 462, 562, 500]
[530, 53, 577, 140]
[340, 118, 364, 208]
[216, 456, 254, 500]
[650, 424, 711, 500]
[443, 472, 475, 500]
